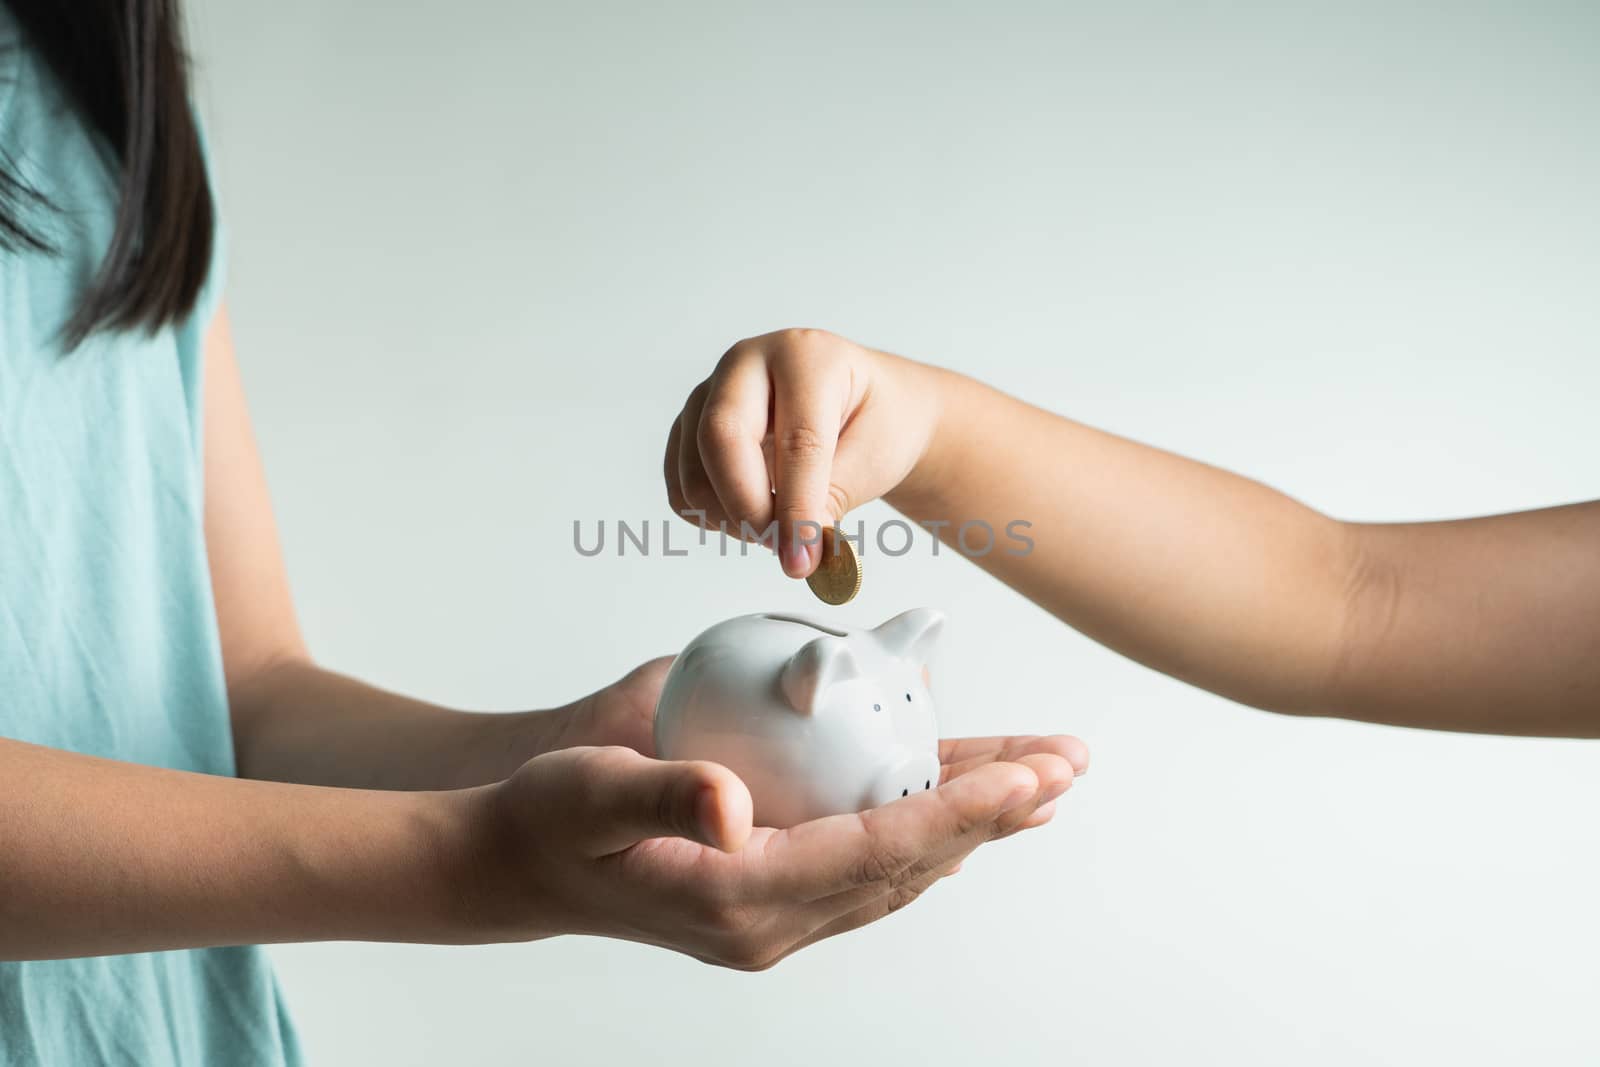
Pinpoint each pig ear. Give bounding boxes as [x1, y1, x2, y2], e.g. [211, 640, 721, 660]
[780, 637, 858, 715]
[873, 608, 945, 663]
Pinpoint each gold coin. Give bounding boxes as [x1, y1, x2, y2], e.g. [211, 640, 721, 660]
[806, 525, 862, 606]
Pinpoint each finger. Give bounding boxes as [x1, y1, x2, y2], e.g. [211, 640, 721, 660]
[987, 752, 1073, 837]
[784, 760, 1069, 950]
[675, 383, 736, 532]
[756, 759, 1038, 902]
[664, 415, 692, 518]
[769, 352, 849, 578]
[666, 410, 726, 532]
[939, 734, 1090, 782]
[697, 347, 776, 541]
[794, 781, 1033, 938]
[558, 746, 754, 856]
[787, 767, 1075, 959]
[938, 733, 1084, 768]
[938, 734, 1038, 767]
[1015, 799, 1058, 831]
[784, 851, 965, 957]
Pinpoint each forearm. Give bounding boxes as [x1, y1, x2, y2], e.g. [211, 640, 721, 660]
[887, 367, 1358, 716]
[0, 736, 481, 962]
[889, 369, 1600, 734]
[229, 658, 562, 790]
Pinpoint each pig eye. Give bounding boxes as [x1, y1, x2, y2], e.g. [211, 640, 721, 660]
[872, 703, 881, 712]
[905, 692, 912, 702]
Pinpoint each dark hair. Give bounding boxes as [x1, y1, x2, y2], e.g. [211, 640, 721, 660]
[0, 0, 214, 350]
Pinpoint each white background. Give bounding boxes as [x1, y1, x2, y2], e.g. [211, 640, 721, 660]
[188, 2, 1598, 1063]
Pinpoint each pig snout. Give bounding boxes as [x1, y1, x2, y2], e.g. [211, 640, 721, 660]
[866, 750, 943, 809]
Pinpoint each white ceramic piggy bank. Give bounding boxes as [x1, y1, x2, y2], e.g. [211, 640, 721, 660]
[654, 609, 944, 828]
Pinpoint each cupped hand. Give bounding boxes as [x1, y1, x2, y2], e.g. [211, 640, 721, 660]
[664, 329, 947, 578]
[459, 729, 1083, 970]
[536, 659, 1089, 831]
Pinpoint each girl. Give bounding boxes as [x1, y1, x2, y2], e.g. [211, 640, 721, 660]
[0, 5, 1084, 1064]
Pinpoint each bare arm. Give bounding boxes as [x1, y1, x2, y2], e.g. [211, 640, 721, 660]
[1320, 506, 1600, 734]
[0, 738, 468, 961]
[1, 716, 1069, 965]
[666, 329, 1600, 736]
[896, 371, 1600, 735]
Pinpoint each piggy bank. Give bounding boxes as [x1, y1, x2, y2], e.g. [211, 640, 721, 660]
[654, 609, 944, 828]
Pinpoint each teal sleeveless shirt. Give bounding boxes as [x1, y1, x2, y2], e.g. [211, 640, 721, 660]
[0, 8, 302, 1065]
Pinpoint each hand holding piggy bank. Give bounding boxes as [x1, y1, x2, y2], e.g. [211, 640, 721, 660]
[654, 609, 944, 828]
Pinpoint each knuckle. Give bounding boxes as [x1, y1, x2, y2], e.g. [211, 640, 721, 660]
[774, 504, 822, 530]
[824, 482, 852, 521]
[776, 424, 828, 463]
[721, 941, 782, 973]
[952, 804, 990, 841]
[696, 405, 746, 452]
[655, 778, 690, 838]
[567, 746, 630, 803]
[774, 499, 817, 522]
[778, 326, 833, 351]
[715, 339, 759, 372]
[850, 841, 906, 890]
[573, 744, 631, 776]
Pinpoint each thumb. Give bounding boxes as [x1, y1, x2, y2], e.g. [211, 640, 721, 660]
[565, 747, 753, 857]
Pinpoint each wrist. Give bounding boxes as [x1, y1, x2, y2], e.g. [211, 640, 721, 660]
[397, 784, 547, 945]
[432, 778, 578, 945]
[300, 783, 492, 940]
[438, 706, 570, 789]
[881, 358, 967, 518]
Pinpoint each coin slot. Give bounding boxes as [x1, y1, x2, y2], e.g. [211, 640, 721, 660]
[762, 614, 848, 638]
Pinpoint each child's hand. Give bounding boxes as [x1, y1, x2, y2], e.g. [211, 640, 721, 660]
[664, 329, 947, 578]
[453, 733, 1080, 970]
